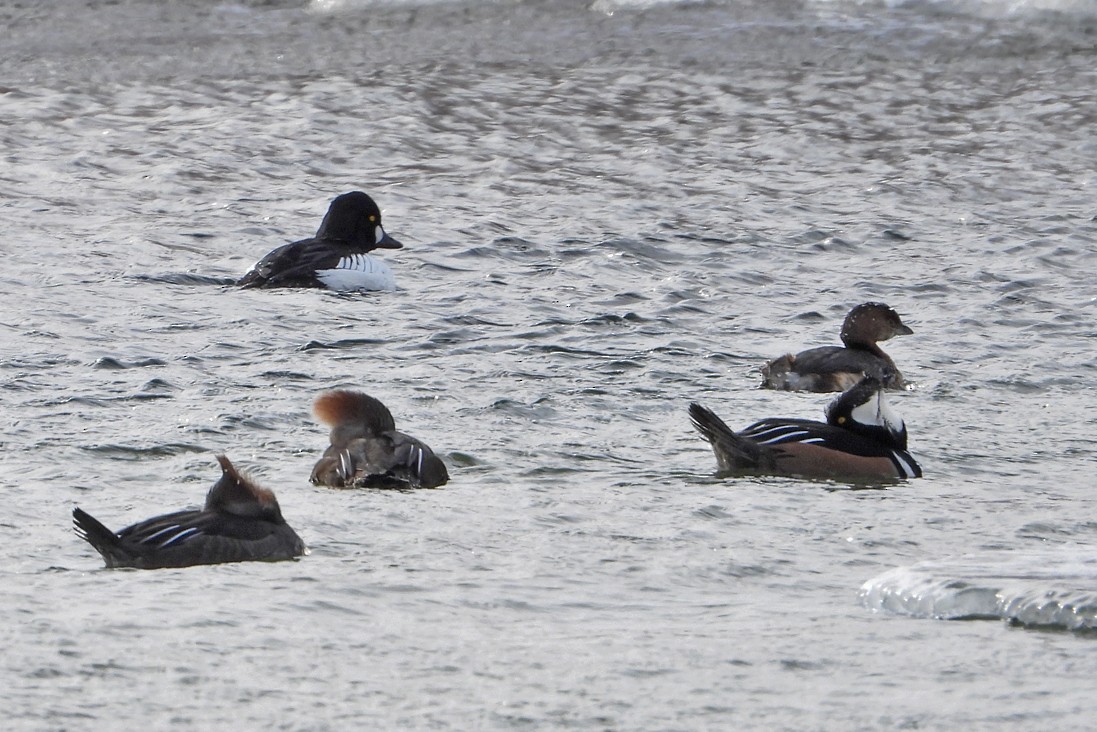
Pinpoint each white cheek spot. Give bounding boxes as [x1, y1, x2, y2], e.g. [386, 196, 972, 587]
[375, 225, 386, 242]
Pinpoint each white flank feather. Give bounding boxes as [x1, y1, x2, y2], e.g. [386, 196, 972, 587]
[316, 254, 396, 291]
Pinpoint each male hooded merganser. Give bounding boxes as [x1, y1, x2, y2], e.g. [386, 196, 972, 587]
[72, 455, 306, 569]
[761, 302, 913, 392]
[310, 390, 449, 489]
[689, 376, 922, 481]
[237, 191, 402, 291]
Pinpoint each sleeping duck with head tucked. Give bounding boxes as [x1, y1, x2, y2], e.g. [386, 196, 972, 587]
[72, 455, 306, 569]
[761, 302, 913, 392]
[690, 375, 922, 482]
[310, 389, 449, 490]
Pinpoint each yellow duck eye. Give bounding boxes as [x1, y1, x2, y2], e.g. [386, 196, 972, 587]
[837, 416, 846, 424]
[369, 215, 377, 223]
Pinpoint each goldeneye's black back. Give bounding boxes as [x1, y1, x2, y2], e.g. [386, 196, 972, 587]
[310, 389, 449, 490]
[237, 191, 403, 291]
[72, 455, 306, 569]
[690, 376, 922, 482]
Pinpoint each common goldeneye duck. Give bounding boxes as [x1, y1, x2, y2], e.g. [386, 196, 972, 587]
[689, 376, 922, 481]
[72, 455, 306, 569]
[237, 191, 402, 291]
[310, 389, 449, 489]
[761, 302, 913, 392]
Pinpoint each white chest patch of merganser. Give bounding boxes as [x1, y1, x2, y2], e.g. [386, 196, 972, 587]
[316, 254, 396, 291]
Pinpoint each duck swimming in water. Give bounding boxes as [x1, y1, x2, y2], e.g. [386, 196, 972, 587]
[761, 302, 913, 392]
[690, 375, 922, 481]
[73, 455, 306, 569]
[310, 389, 449, 490]
[237, 191, 402, 291]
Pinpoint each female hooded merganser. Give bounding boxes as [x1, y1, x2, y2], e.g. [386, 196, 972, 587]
[689, 376, 922, 481]
[310, 389, 449, 489]
[72, 455, 306, 569]
[237, 191, 402, 291]
[761, 302, 913, 392]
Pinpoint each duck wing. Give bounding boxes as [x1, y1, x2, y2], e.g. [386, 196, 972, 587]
[312, 431, 448, 489]
[238, 238, 345, 288]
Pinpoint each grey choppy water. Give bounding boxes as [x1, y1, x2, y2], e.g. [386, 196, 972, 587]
[3, 0, 1097, 729]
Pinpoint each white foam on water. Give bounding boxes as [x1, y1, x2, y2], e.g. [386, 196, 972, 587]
[861, 547, 1097, 630]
